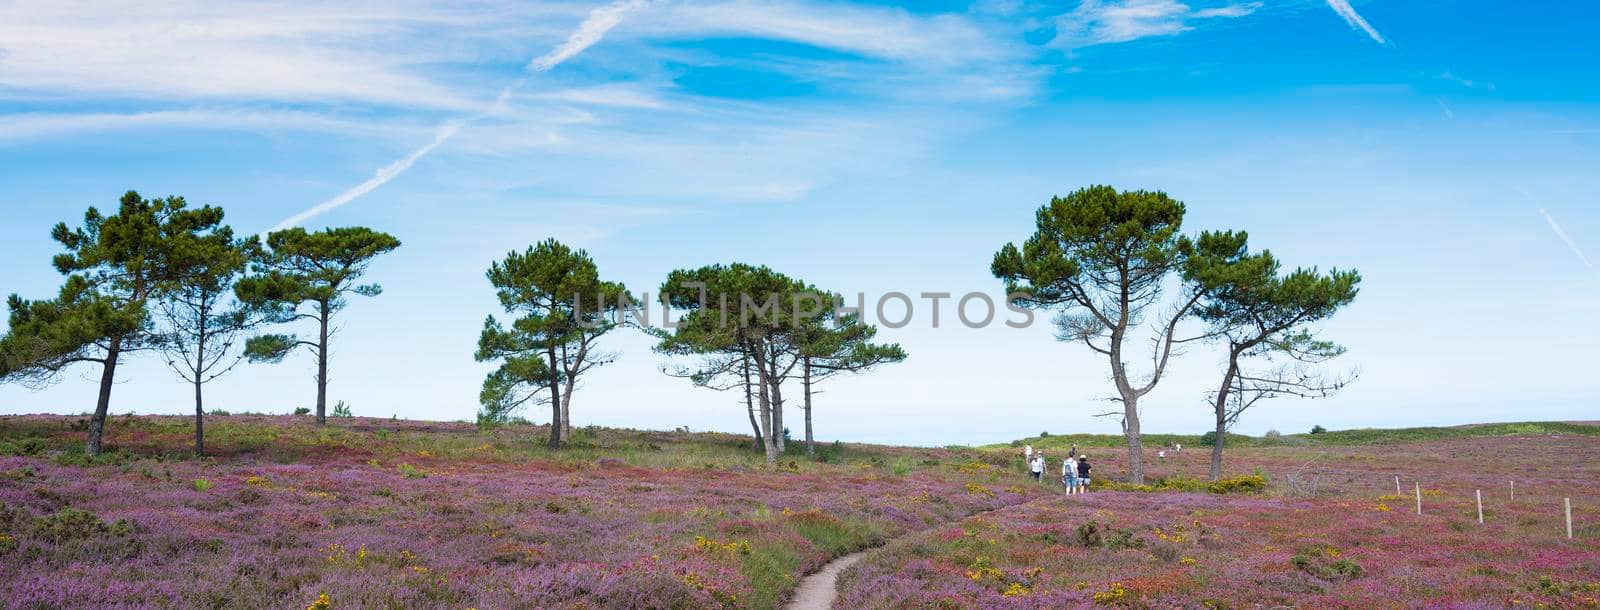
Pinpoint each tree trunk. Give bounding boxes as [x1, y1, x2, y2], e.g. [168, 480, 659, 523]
[1209, 357, 1239, 481]
[315, 300, 329, 426]
[86, 335, 123, 456]
[194, 377, 205, 457]
[195, 310, 207, 457]
[561, 386, 574, 442]
[803, 357, 815, 457]
[742, 352, 762, 452]
[751, 343, 778, 468]
[563, 344, 576, 438]
[546, 345, 563, 449]
[1124, 394, 1144, 484]
[770, 372, 786, 454]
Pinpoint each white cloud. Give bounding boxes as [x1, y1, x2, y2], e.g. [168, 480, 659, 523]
[0, 1, 588, 109]
[1052, 0, 1260, 48]
[270, 0, 651, 231]
[0, 108, 418, 143]
[632, 0, 1011, 65]
[1324, 0, 1387, 45]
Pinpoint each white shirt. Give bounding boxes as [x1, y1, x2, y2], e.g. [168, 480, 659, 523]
[1029, 457, 1043, 472]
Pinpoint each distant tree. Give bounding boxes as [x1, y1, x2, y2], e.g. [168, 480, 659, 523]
[0, 192, 226, 455]
[992, 185, 1207, 484]
[793, 313, 905, 456]
[1310, 424, 1327, 435]
[157, 222, 257, 456]
[474, 239, 631, 448]
[1183, 230, 1360, 480]
[236, 227, 401, 426]
[657, 263, 814, 467]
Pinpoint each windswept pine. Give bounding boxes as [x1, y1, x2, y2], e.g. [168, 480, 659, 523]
[0, 192, 230, 455]
[236, 227, 401, 426]
[474, 238, 632, 448]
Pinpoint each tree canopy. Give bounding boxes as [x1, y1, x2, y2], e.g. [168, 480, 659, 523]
[475, 238, 632, 448]
[993, 185, 1204, 484]
[237, 226, 400, 425]
[1, 191, 228, 454]
[1184, 230, 1361, 479]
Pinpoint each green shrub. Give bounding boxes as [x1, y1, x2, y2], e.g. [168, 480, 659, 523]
[1310, 425, 1327, 434]
[398, 463, 427, 479]
[293, 407, 311, 416]
[1208, 474, 1266, 494]
[192, 478, 215, 492]
[30, 508, 133, 542]
[208, 409, 230, 416]
[1152, 476, 1208, 493]
[331, 401, 353, 418]
[1198, 431, 1217, 446]
[1292, 553, 1364, 581]
[0, 438, 46, 456]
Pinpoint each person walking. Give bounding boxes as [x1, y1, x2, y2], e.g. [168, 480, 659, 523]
[1029, 452, 1044, 482]
[1063, 455, 1079, 494]
[1076, 456, 1092, 493]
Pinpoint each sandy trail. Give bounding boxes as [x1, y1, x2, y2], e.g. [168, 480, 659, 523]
[785, 551, 867, 610]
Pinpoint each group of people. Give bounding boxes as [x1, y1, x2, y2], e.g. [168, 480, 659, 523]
[1024, 444, 1091, 493]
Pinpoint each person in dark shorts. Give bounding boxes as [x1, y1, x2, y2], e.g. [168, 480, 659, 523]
[1076, 456, 1092, 492]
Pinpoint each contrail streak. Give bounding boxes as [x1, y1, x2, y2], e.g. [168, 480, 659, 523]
[1324, 0, 1387, 45]
[1539, 208, 1597, 276]
[270, 0, 652, 232]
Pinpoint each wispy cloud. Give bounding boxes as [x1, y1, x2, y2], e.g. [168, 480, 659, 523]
[270, 0, 653, 231]
[0, 1, 585, 109]
[1440, 71, 1495, 90]
[1052, 0, 1261, 48]
[636, 1, 1009, 65]
[1323, 0, 1386, 45]
[1539, 208, 1598, 278]
[0, 108, 418, 143]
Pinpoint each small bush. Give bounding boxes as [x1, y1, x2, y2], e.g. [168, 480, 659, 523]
[331, 401, 353, 418]
[1208, 474, 1267, 494]
[1310, 425, 1327, 434]
[191, 478, 214, 492]
[30, 508, 133, 542]
[208, 409, 230, 417]
[1152, 476, 1208, 493]
[1292, 553, 1364, 581]
[293, 407, 311, 416]
[0, 438, 46, 456]
[398, 463, 427, 479]
[1075, 520, 1104, 547]
[1198, 431, 1217, 446]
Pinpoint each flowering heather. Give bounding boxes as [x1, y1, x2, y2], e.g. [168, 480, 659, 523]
[841, 433, 1600, 608]
[0, 415, 1048, 609]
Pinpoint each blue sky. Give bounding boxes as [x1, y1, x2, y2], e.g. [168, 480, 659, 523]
[2, 0, 1597, 445]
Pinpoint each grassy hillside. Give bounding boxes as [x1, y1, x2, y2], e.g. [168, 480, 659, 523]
[0, 414, 1050, 609]
[996, 421, 1600, 453]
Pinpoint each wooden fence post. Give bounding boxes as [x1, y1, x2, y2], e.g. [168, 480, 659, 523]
[1476, 489, 1483, 524]
[1395, 475, 1401, 496]
[1415, 483, 1422, 515]
[1567, 498, 1574, 540]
